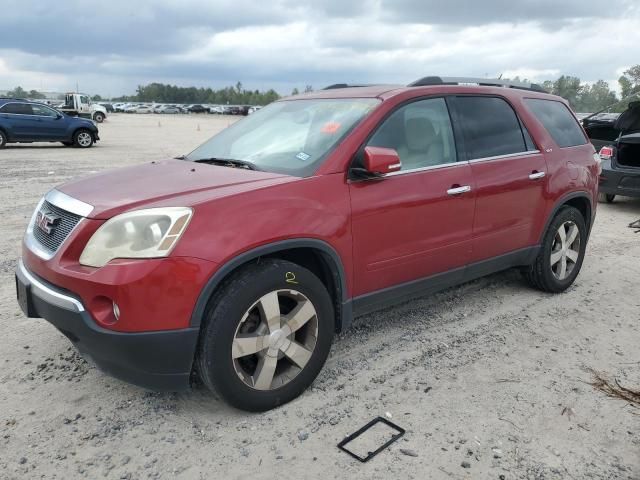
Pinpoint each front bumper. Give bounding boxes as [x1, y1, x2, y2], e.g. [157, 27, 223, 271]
[15, 259, 199, 391]
[599, 160, 640, 198]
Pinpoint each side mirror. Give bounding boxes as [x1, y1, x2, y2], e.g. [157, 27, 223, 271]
[56, 113, 63, 119]
[361, 146, 402, 177]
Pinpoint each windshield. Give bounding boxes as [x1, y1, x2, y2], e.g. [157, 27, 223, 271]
[185, 98, 380, 177]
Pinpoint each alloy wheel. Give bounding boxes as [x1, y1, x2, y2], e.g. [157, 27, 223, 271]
[550, 220, 581, 280]
[232, 289, 318, 391]
[77, 132, 92, 147]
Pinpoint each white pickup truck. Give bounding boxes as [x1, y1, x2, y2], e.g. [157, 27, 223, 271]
[58, 93, 107, 123]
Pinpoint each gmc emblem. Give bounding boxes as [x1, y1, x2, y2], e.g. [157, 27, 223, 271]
[35, 210, 61, 235]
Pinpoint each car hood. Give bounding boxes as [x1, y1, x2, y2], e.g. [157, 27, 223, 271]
[56, 159, 294, 219]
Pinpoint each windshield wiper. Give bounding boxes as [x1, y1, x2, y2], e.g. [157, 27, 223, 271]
[193, 157, 259, 171]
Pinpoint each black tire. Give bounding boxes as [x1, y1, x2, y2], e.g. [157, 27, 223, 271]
[523, 206, 587, 293]
[0, 129, 6, 148]
[598, 193, 615, 203]
[73, 129, 94, 148]
[93, 112, 105, 123]
[196, 259, 334, 411]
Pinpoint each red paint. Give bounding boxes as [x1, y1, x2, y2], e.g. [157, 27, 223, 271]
[22, 84, 598, 333]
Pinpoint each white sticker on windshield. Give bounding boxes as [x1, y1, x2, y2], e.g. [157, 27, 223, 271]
[295, 152, 311, 162]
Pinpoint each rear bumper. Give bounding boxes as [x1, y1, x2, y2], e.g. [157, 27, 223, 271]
[15, 259, 199, 391]
[599, 160, 640, 197]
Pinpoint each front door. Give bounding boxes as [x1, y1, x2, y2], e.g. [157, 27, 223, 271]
[449, 95, 549, 262]
[30, 104, 68, 140]
[349, 97, 475, 297]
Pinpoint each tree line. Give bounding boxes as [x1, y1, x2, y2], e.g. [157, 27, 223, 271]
[4, 66, 639, 111]
[112, 82, 280, 105]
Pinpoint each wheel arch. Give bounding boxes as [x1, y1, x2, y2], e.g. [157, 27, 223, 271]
[540, 191, 594, 243]
[190, 239, 353, 333]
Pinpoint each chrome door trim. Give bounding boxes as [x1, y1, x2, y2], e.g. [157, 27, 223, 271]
[468, 150, 541, 164]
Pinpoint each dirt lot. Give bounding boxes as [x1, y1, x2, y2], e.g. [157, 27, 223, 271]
[1, 113, 639, 479]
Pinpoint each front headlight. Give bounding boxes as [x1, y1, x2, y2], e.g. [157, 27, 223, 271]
[79, 207, 193, 268]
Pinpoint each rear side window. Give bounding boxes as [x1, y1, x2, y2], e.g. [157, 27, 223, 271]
[0, 103, 33, 115]
[525, 99, 587, 148]
[454, 96, 527, 160]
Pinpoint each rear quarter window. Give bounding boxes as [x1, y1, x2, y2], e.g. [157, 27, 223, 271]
[525, 99, 587, 148]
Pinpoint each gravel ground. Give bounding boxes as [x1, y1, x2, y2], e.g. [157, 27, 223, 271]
[1, 113, 639, 479]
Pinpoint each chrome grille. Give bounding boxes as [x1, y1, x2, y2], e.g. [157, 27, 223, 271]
[31, 200, 82, 253]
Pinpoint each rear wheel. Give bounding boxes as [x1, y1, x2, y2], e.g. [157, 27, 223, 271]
[73, 129, 94, 148]
[523, 206, 587, 293]
[0, 130, 6, 148]
[196, 259, 334, 411]
[598, 193, 615, 203]
[93, 112, 105, 123]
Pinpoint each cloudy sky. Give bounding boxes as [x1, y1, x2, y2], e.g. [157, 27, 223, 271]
[1, 0, 638, 97]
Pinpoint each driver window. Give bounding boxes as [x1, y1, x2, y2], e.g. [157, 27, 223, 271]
[367, 98, 457, 171]
[80, 95, 90, 105]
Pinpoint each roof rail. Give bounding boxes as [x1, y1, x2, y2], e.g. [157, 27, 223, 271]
[408, 76, 547, 93]
[322, 83, 378, 90]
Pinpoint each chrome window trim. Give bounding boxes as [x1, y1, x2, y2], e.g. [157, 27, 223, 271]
[45, 189, 94, 217]
[468, 150, 541, 163]
[17, 259, 84, 312]
[383, 159, 464, 177]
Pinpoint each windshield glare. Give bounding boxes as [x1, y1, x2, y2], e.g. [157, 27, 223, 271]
[185, 98, 380, 177]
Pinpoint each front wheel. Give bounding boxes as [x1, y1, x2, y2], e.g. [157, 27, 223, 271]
[0, 130, 6, 148]
[523, 206, 587, 293]
[196, 259, 334, 411]
[73, 129, 94, 148]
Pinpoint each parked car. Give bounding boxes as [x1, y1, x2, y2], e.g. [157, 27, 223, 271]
[208, 105, 224, 114]
[187, 104, 208, 113]
[15, 77, 598, 411]
[247, 106, 262, 115]
[588, 101, 640, 202]
[0, 98, 99, 148]
[160, 106, 183, 114]
[99, 103, 115, 113]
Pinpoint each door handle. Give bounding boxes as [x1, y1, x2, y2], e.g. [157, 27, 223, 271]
[528, 171, 546, 180]
[447, 185, 471, 196]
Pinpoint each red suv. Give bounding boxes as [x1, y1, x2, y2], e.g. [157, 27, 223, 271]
[16, 77, 599, 411]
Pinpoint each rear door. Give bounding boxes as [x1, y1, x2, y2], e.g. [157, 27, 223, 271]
[450, 95, 548, 262]
[0, 102, 39, 140]
[349, 97, 475, 297]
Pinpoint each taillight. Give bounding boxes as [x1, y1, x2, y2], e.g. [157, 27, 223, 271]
[599, 146, 614, 160]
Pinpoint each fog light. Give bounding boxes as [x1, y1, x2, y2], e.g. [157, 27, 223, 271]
[113, 302, 121, 321]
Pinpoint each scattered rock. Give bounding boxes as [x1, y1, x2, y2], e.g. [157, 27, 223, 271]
[297, 430, 309, 441]
[19, 457, 27, 465]
[400, 448, 418, 457]
[461, 461, 471, 469]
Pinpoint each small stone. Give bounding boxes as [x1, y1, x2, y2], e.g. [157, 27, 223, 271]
[297, 430, 309, 441]
[400, 448, 418, 457]
[552, 448, 560, 457]
[121, 456, 131, 466]
[461, 461, 471, 469]
[19, 457, 27, 465]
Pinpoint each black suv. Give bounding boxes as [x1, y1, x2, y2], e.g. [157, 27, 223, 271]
[585, 101, 640, 202]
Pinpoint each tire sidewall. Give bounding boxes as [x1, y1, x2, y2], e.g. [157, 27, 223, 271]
[539, 207, 587, 291]
[93, 112, 104, 123]
[198, 260, 334, 411]
[0, 130, 6, 148]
